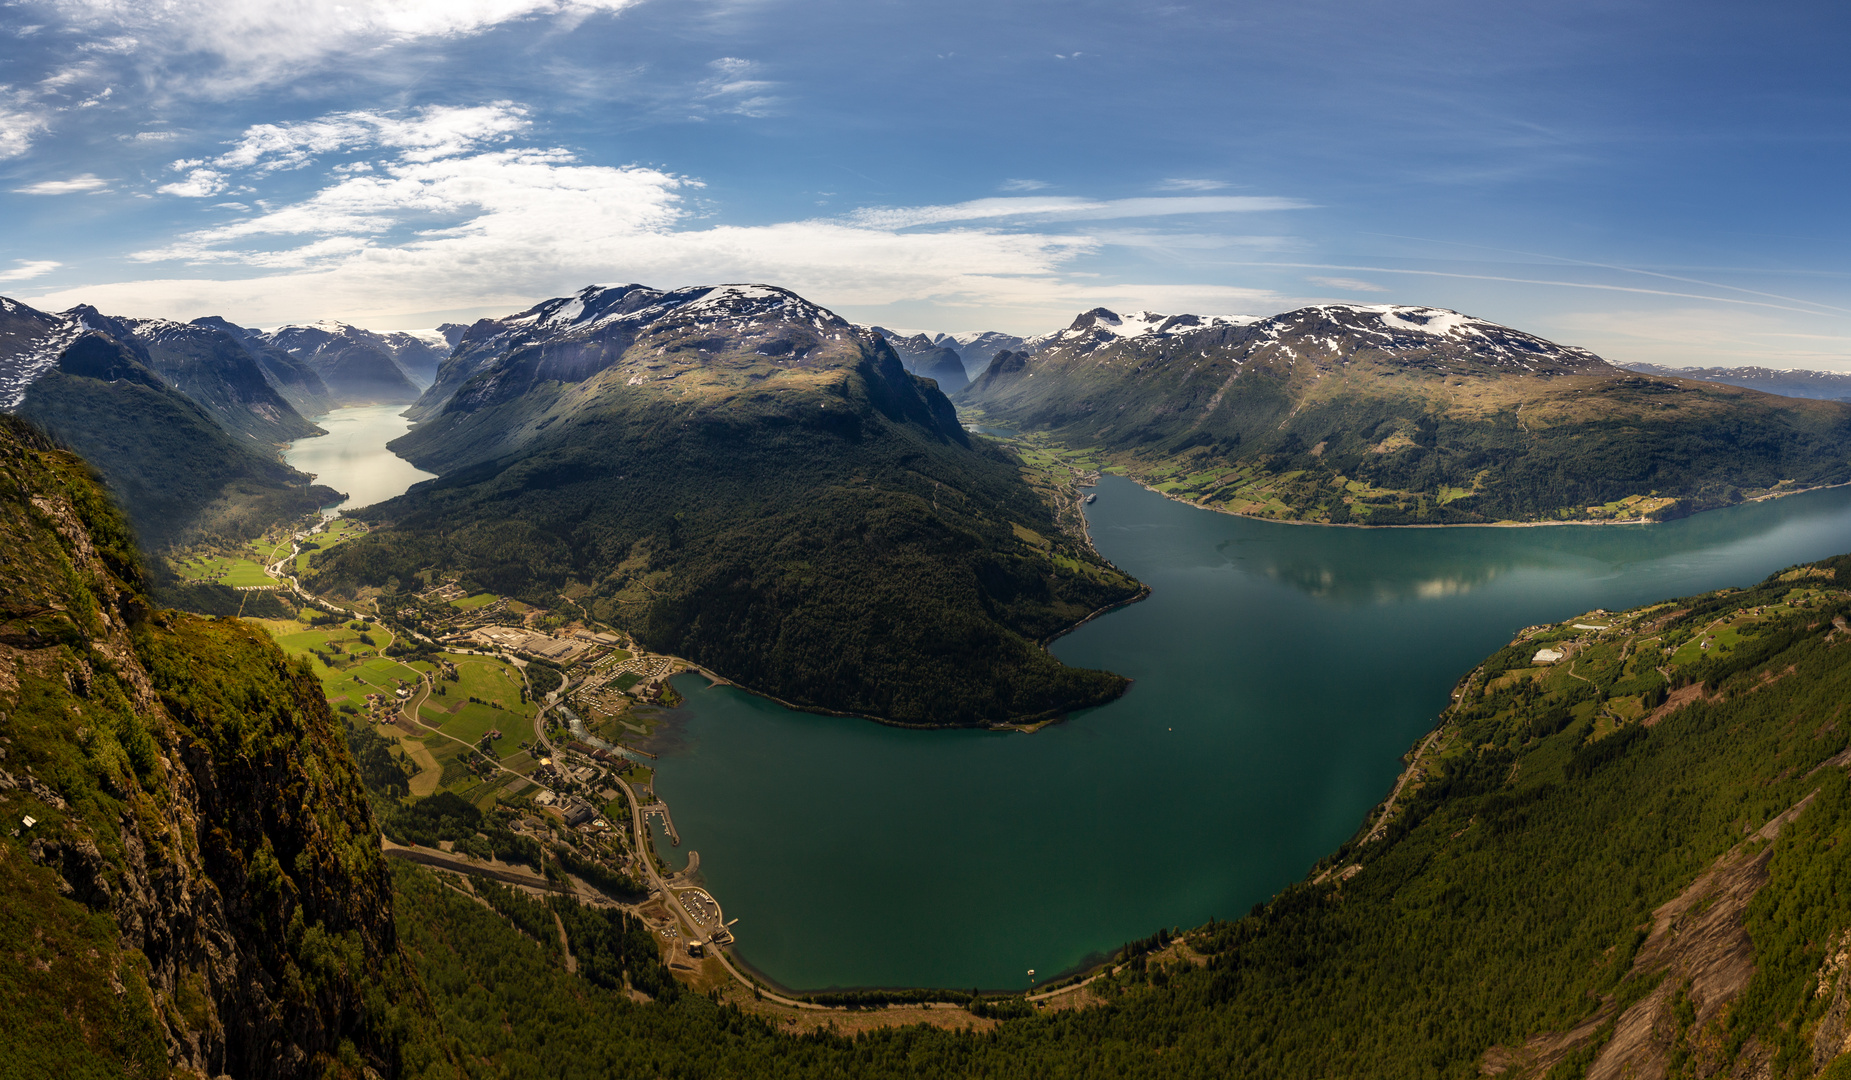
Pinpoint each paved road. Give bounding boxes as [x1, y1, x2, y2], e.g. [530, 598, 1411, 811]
[609, 771, 827, 1011]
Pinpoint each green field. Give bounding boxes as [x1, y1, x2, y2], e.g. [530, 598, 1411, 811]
[252, 618, 430, 709]
[451, 592, 500, 610]
[177, 554, 276, 587]
[247, 535, 294, 568]
[295, 519, 369, 576]
[419, 656, 533, 747]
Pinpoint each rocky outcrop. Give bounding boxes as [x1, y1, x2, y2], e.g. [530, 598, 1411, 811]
[0, 415, 435, 1078]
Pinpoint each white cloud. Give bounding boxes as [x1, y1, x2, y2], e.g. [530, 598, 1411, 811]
[1156, 178, 1229, 192]
[158, 167, 228, 197]
[696, 57, 781, 117]
[12, 173, 111, 194]
[853, 195, 1312, 229]
[1306, 275, 1387, 293]
[1001, 179, 1051, 192]
[38, 0, 646, 90]
[24, 103, 1308, 331]
[0, 93, 50, 159]
[215, 103, 531, 171]
[0, 260, 62, 283]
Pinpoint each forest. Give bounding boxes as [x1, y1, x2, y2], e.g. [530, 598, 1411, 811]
[310, 358, 1143, 727]
[364, 555, 1851, 1078]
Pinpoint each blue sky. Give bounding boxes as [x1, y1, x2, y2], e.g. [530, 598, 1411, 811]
[2, 0, 1848, 368]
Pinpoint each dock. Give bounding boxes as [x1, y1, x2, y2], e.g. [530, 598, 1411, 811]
[641, 802, 680, 846]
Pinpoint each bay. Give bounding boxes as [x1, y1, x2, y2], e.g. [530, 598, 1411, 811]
[283, 404, 436, 515]
[656, 475, 1851, 993]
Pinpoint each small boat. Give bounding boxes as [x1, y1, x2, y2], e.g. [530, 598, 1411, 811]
[1085, 493, 1097, 504]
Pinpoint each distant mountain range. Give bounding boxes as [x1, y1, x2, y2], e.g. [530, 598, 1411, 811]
[870, 327, 971, 393]
[0, 296, 339, 548]
[315, 282, 1142, 727]
[958, 303, 1851, 524]
[0, 295, 452, 548]
[1623, 362, 1851, 401]
[262, 321, 443, 404]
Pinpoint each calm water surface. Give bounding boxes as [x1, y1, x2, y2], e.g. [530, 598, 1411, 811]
[283, 405, 435, 514]
[656, 476, 1851, 992]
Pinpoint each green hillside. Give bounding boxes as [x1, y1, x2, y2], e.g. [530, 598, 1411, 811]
[17, 330, 339, 549]
[0, 416, 443, 1079]
[312, 285, 1142, 728]
[376, 553, 1851, 1078]
[8, 350, 1851, 1079]
[959, 306, 1851, 525]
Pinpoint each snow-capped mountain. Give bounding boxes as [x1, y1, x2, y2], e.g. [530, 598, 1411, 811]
[262, 321, 438, 403]
[411, 282, 870, 422]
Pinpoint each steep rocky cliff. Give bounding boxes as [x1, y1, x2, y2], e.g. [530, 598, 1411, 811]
[0, 416, 442, 1079]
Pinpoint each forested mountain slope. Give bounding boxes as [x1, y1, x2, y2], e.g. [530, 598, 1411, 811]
[10, 398, 1851, 1078]
[105, 311, 324, 444]
[1, 314, 337, 549]
[0, 417, 444, 1079]
[393, 556, 1851, 1078]
[959, 304, 1851, 524]
[314, 283, 1142, 727]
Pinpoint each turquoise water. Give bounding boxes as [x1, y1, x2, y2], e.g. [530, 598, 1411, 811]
[654, 477, 1851, 993]
[283, 405, 435, 515]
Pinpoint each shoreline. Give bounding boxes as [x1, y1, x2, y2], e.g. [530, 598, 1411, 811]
[1105, 472, 1851, 531]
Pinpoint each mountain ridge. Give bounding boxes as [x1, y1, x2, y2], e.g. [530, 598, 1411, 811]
[958, 303, 1851, 525]
[316, 281, 1143, 727]
[0, 297, 340, 548]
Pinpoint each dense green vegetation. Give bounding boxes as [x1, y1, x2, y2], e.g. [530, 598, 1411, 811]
[0, 415, 443, 1079]
[315, 312, 1141, 726]
[959, 308, 1851, 524]
[377, 556, 1851, 1078]
[9, 395, 1851, 1078]
[18, 334, 337, 549]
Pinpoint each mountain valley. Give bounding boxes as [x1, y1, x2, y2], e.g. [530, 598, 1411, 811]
[313, 283, 1142, 727]
[4, 284, 1851, 1080]
[958, 304, 1851, 525]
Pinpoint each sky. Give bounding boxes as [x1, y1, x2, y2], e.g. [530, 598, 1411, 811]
[2, 0, 1849, 369]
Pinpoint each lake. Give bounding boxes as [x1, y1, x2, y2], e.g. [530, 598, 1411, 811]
[283, 405, 436, 515]
[653, 476, 1851, 993]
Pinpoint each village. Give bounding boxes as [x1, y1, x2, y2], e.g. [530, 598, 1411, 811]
[203, 514, 743, 984]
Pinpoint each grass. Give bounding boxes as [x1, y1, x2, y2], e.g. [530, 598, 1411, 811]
[422, 656, 533, 747]
[250, 618, 429, 709]
[451, 592, 500, 610]
[176, 553, 274, 586]
[294, 518, 368, 576]
[218, 558, 277, 587]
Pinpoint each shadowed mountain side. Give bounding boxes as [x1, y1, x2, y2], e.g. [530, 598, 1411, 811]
[191, 315, 340, 416]
[111, 314, 324, 444]
[874, 328, 970, 393]
[16, 331, 337, 549]
[0, 416, 445, 1079]
[313, 284, 1142, 726]
[959, 305, 1851, 525]
[264, 323, 426, 404]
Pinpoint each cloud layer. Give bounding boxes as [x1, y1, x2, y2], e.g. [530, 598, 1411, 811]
[39, 0, 642, 87]
[22, 102, 1304, 328]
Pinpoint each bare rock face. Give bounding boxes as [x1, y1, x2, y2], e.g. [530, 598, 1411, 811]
[0, 416, 431, 1078]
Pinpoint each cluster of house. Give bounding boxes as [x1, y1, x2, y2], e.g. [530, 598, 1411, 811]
[362, 685, 413, 720]
[531, 787, 609, 830]
[466, 625, 617, 665]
